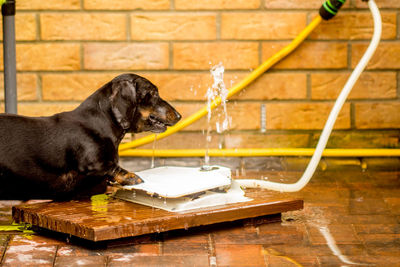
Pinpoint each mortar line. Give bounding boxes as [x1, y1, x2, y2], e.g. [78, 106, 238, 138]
[80, 43, 85, 71]
[126, 13, 131, 41]
[170, 0, 175, 10]
[350, 102, 356, 129]
[105, 255, 110, 267]
[52, 245, 59, 267]
[37, 72, 43, 102]
[347, 42, 352, 70]
[207, 233, 217, 267]
[36, 13, 41, 41]
[216, 12, 221, 40]
[397, 71, 400, 99]
[0, 235, 11, 265]
[306, 72, 311, 100]
[169, 42, 173, 70]
[259, 0, 265, 10]
[397, 10, 400, 39]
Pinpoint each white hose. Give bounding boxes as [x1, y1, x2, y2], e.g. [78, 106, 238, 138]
[237, 0, 382, 192]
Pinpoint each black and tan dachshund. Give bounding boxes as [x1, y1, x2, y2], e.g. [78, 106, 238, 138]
[0, 73, 181, 200]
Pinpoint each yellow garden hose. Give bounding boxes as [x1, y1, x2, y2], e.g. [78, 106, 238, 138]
[118, 15, 323, 152]
[119, 148, 400, 158]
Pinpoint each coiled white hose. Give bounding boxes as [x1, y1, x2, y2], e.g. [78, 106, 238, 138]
[237, 0, 382, 192]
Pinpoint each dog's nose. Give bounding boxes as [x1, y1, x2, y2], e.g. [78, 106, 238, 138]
[175, 111, 182, 122]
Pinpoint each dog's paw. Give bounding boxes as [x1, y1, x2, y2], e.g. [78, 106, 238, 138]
[115, 172, 144, 186]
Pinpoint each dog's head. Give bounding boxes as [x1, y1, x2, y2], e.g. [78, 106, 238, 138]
[110, 74, 181, 133]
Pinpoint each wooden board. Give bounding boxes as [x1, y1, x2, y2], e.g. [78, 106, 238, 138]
[12, 189, 303, 242]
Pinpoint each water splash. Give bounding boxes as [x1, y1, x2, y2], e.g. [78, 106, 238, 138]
[204, 63, 230, 167]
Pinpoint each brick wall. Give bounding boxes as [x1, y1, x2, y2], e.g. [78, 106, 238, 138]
[0, 0, 399, 149]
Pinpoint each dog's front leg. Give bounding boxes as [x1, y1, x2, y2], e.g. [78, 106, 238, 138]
[111, 166, 144, 186]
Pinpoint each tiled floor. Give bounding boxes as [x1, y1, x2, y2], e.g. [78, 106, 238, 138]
[1, 169, 399, 266]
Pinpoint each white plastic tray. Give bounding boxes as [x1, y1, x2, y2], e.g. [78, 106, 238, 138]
[122, 165, 232, 198]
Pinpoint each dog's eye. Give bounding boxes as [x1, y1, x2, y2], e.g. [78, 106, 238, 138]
[143, 93, 152, 103]
[149, 114, 157, 121]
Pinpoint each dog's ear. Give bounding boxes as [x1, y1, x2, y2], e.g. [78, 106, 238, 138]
[110, 79, 137, 130]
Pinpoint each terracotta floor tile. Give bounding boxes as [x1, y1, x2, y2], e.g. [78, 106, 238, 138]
[265, 255, 319, 267]
[349, 198, 391, 215]
[108, 255, 210, 267]
[2, 244, 57, 267]
[0, 235, 9, 262]
[385, 197, 400, 215]
[317, 255, 379, 267]
[307, 224, 361, 245]
[1, 170, 400, 266]
[329, 214, 399, 224]
[358, 233, 400, 243]
[57, 244, 107, 257]
[364, 241, 400, 256]
[257, 222, 308, 245]
[54, 255, 106, 267]
[162, 228, 210, 243]
[353, 223, 400, 234]
[212, 223, 259, 245]
[9, 234, 65, 246]
[162, 242, 209, 255]
[215, 244, 266, 267]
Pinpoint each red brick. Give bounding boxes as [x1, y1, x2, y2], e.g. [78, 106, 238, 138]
[221, 12, 306, 40]
[266, 102, 351, 130]
[215, 244, 266, 267]
[225, 134, 309, 148]
[175, 102, 260, 131]
[131, 13, 216, 40]
[41, 13, 126, 40]
[312, 131, 400, 148]
[18, 103, 79, 117]
[311, 72, 397, 100]
[41, 73, 116, 101]
[310, 12, 396, 40]
[0, 74, 37, 101]
[54, 256, 107, 266]
[173, 42, 259, 70]
[352, 42, 400, 69]
[230, 72, 307, 100]
[17, 0, 80, 10]
[355, 102, 400, 129]
[84, 43, 169, 70]
[84, 0, 170, 10]
[5, 44, 80, 71]
[175, 0, 260, 10]
[262, 42, 348, 69]
[2, 236, 58, 267]
[148, 72, 307, 101]
[265, 0, 350, 9]
[0, 14, 36, 41]
[108, 255, 210, 266]
[356, 0, 400, 8]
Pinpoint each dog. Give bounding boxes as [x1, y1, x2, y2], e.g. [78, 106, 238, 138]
[0, 73, 181, 200]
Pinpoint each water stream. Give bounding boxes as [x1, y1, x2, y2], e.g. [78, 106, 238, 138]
[151, 134, 158, 168]
[204, 63, 230, 168]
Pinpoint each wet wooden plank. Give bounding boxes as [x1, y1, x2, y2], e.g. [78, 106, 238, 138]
[12, 190, 303, 242]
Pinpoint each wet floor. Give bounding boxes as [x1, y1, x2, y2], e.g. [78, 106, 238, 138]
[1, 169, 399, 266]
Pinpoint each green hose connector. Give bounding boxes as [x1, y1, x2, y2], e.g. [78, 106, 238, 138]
[319, 0, 346, 20]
